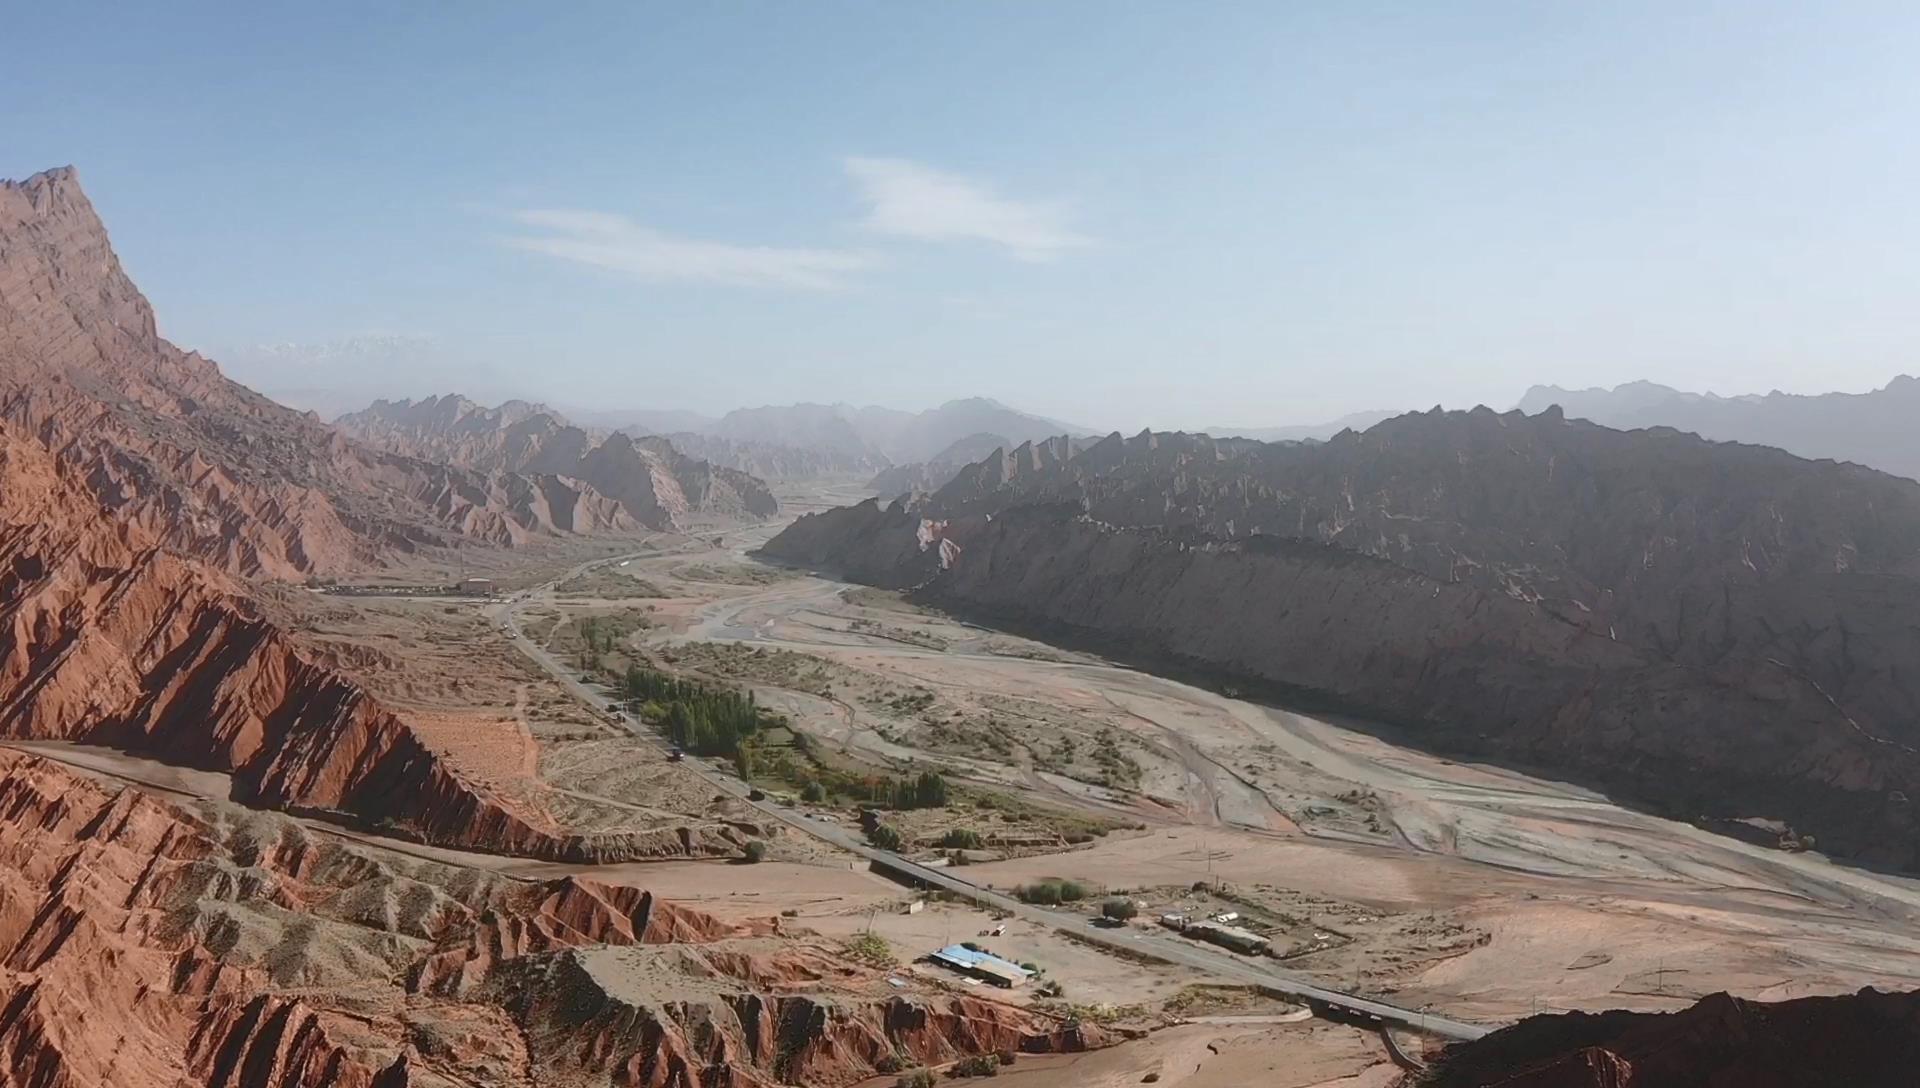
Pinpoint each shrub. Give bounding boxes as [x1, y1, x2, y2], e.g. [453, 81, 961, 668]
[939, 828, 983, 850]
[742, 840, 768, 863]
[950, 1054, 1000, 1077]
[869, 823, 904, 851]
[897, 1071, 936, 1088]
[874, 1052, 907, 1074]
[845, 931, 896, 966]
[1101, 897, 1138, 922]
[1013, 878, 1088, 906]
[800, 781, 828, 803]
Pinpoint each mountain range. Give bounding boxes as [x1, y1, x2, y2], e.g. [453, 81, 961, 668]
[1518, 376, 1920, 481]
[765, 409, 1920, 873]
[335, 394, 778, 523]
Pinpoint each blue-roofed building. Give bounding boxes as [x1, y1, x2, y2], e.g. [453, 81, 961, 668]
[926, 944, 1032, 988]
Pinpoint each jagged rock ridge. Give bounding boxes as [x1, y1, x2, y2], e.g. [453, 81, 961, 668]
[764, 411, 1920, 871]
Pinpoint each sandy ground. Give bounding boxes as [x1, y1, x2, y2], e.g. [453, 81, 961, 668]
[846, 1021, 1402, 1088]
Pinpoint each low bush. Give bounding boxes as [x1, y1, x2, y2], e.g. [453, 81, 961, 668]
[1013, 878, 1089, 906]
[939, 828, 984, 850]
[950, 1054, 1000, 1078]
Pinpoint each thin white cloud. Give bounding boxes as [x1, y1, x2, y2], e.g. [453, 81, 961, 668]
[505, 209, 877, 290]
[844, 157, 1090, 262]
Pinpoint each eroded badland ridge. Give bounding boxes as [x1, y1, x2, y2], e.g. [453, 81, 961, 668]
[765, 415, 1920, 872]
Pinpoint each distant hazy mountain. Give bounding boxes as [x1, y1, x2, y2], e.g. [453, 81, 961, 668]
[1519, 376, 1920, 481]
[866, 431, 1013, 497]
[1205, 408, 1400, 443]
[563, 406, 720, 436]
[336, 395, 777, 523]
[710, 397, 1083, 464]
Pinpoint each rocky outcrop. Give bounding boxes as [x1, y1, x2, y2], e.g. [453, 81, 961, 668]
[1416, 988, 1920, 1087]
[0, 168, 632, 579]
[763, 411, 1920, 870]
[0, 748, 1100, 1088]
[337, 397, 778, 525]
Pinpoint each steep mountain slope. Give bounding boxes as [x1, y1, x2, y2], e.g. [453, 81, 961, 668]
[0, 168, 638, 579]
[764, 410, 1920, 871]
[337, 395, 777, 523]
[1520, 375, 1920, 482]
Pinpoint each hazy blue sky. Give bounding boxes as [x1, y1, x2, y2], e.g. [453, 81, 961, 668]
[7, 2, 1920, 429]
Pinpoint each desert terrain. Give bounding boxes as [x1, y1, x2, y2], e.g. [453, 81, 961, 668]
[376, 478, 1918, 1079]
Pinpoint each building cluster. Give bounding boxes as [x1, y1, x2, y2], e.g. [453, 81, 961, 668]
[1159, 912, 1271, 955]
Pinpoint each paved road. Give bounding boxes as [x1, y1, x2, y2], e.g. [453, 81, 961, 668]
[491, 547, 1490, 1042]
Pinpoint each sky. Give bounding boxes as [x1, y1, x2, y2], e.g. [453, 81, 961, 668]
[7, 2, 1920, 430]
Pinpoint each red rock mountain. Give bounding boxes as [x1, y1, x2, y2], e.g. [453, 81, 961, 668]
[0, 167, 644, 580]
[337, 395, 779, 524]
[764, 413, 1920, 872]
[0, 166, 716, 859]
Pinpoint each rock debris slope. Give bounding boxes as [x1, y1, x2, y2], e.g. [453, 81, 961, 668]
[0, 167, 638, 579]
[764, 413, 1920, 871]
[337, 395, 778, 524]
